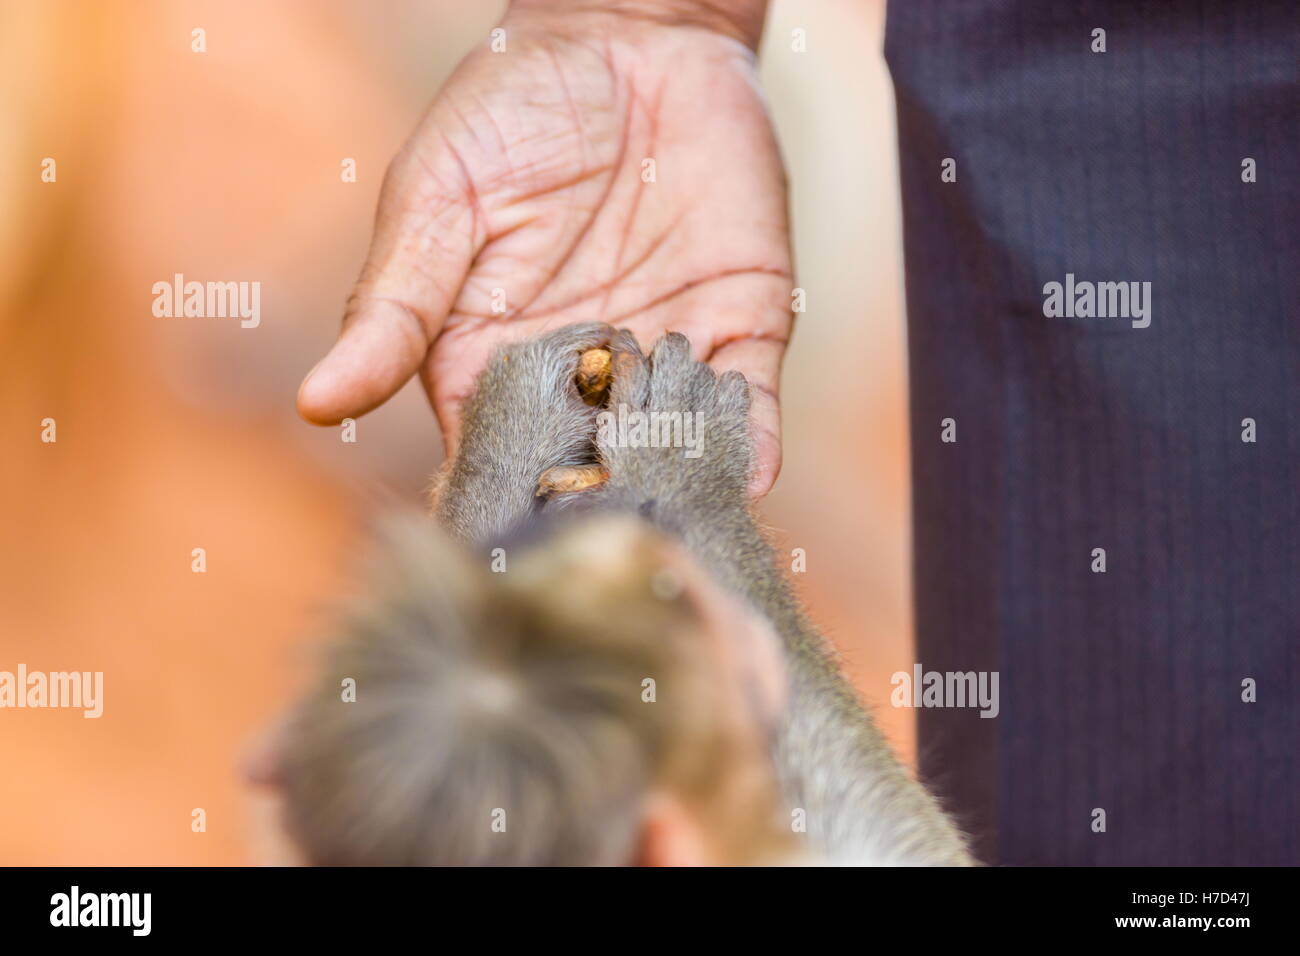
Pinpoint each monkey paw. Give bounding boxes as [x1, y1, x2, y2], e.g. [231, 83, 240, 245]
[596, 330, 754, 510]
[440, 323, 614, 531]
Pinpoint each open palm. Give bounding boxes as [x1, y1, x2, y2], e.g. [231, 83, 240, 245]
[298, 6, 793, 495]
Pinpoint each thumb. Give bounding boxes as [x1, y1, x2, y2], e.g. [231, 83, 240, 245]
[298, 137, 481, 425]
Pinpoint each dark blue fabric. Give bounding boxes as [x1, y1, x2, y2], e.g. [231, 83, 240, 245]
[885, 0, 1297, 865]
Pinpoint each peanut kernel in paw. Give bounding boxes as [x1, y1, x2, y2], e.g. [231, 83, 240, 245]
[576, 348, 612, 406]
[536, 464, 609, 497]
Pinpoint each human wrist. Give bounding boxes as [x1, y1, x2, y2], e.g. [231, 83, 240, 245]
[507, 0, 769, 50]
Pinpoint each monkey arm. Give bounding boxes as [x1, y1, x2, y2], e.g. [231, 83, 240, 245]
[669, 509, 975, 865]
[596, 330, 974, 865]
[439, 326, 972, 864]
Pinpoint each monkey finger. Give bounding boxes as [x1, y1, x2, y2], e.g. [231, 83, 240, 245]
[606, 328, 650, 409]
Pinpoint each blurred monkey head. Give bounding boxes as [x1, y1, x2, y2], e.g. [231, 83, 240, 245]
[267, 512, 795, 866]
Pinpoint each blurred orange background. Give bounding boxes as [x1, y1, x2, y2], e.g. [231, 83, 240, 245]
[0, 0, 910, 864]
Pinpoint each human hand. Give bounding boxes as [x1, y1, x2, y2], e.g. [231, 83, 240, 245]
[297, 0, 792, 496]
